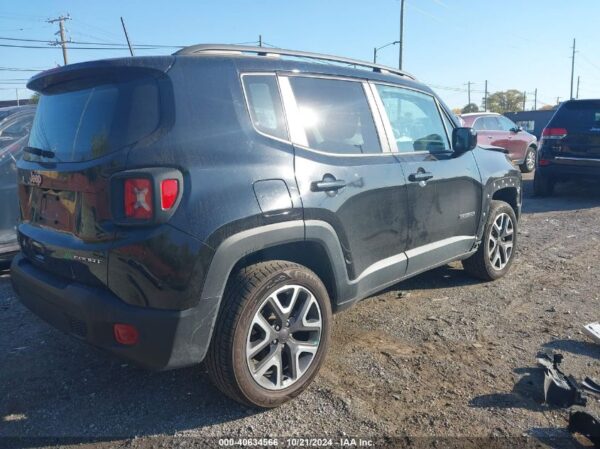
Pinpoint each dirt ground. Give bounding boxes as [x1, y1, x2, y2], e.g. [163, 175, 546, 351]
[1, 173, 599, 449]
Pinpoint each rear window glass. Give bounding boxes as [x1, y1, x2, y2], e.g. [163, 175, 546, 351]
[27, 77, 160, 163]
[553, 101, 600, 130]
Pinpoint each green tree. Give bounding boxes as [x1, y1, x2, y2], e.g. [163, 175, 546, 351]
[487, 90, 525, 113]
[29, 92, 40, 104]
[461, 103, 479, 113]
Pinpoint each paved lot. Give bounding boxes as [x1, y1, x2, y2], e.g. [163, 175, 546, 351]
[1, 173, 599, 448]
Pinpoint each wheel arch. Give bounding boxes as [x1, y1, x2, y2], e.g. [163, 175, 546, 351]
[492, 186, 520, 218]
[200, 220, 350, 313]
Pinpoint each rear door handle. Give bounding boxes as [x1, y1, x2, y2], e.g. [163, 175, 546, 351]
[408, 171, 434, 182]
[311, 179, 347, 192]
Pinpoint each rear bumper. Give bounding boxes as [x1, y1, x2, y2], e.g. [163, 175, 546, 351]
[11, 254, 219, 370]
[538, 157, 600, 180]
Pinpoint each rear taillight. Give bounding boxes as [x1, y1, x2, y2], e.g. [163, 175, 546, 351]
[113, 169, 182, 225]
[124, 178, 153, 219]
[541, 127, 568, 139]
[160, 179, 179, 210]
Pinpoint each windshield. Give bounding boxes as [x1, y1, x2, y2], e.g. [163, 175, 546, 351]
[26, 76, 160, 163]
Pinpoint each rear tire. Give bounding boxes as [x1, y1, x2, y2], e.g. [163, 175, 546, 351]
[519, 146, 536, 173]
[463, 200, 517, 281]
[533, 170, 555, 196]
[205, 260, 332, 408]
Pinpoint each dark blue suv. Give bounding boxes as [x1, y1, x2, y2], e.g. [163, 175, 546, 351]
[11, 45, 521, 407]
[534, 99, 600, 195]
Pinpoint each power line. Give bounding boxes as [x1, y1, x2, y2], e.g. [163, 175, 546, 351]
[0, 35, 183, 49]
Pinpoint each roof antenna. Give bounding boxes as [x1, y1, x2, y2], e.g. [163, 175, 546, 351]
[121, 17, 135, 57]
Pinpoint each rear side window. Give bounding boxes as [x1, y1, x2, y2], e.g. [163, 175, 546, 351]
[376, 84, 449, 153]
[242, 75, 288, 140]
[482, 116, 501, 131]
[289, 77, 381, 154]
[27, 77, 161, 163]
[553, 100, 600, 130]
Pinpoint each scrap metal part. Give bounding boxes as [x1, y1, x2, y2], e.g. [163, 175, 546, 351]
[536, 353, 587, 408]
[582, 377, 600, 396]
[584, 322, 600, 345]
[568, 410, 600, 447]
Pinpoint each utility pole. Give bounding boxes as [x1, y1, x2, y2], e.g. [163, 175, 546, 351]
[259, 35, 262, 47]
[522, 91, 527, 111]
[533, 88, 537, 110]
[398, 0, 405, 70]
[48, 15, 70, 65]
[484, 80, 488, 112]
[576, 76, 580, 99]
[556, 96, 561, 106]
[15, 89, 19, 106]
[120, 17, 134, 57]
[465, 81, 472, 105]
[570, 38, 576, 100]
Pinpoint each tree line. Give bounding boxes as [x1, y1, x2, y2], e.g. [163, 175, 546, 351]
[453, 89, 556, 114]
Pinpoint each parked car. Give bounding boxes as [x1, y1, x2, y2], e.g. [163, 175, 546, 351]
[0, 109, 35, 266]
[534, 99, 600, 195]
[460, 112, 538, 173]
[0, 106, 35, 150]
[12, 45, 522, 407]
[0, 104, 35, 122]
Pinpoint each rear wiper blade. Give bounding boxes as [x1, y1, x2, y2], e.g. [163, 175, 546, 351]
[23, 146, 56, 159]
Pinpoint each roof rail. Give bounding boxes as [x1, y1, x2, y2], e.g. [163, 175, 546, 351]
[174, 44, 416, 80]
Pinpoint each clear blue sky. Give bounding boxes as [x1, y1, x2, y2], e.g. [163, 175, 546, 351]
[2, 0, 600, 109]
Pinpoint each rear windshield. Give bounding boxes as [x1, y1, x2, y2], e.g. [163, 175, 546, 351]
[26, 77, 160, 162]
[552, 100, 600, 130]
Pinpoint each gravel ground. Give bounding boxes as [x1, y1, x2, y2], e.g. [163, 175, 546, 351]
[1, 173, 599, 448]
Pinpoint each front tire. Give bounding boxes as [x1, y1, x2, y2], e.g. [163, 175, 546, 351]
[462, 200, 517, 281]
[519, 146, 536, 173]
[205, 261, 332, 408]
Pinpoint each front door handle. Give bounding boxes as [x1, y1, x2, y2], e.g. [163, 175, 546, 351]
[311, 179, 347, 192]
[408, 171, 434, 183]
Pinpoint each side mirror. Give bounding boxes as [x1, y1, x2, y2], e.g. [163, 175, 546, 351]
[452, 127, 477, 153]
[511, 126, 522, 133]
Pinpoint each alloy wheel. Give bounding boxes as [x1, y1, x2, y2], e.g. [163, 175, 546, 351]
[488, 212, 514, 271]
[246, 284, 322, 390]
[526, 149, 536, 171]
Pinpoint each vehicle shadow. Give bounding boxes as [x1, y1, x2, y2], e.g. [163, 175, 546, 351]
[469, 367, 547, 412]
[521, 177, 600, 214]
[542, 339, 600, 359]
[380, 264, 480, 296]
[0, 274, 265, 445]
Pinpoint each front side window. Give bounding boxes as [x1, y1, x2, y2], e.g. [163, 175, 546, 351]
[498, 116, 517, 131]
[288, 77, 381, 154]
[242, 75, 288, 141]
[376, 84, 450, 153]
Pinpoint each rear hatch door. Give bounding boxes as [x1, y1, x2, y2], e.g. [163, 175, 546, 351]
[552, 100, 600, 158]
[18, 57, 173, 286]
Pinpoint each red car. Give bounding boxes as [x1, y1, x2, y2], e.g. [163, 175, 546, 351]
[460, 112, 538, 173]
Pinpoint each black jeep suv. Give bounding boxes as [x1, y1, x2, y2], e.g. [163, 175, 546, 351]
[12, 45, 521, 407]
[534, 99, 600, 195]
